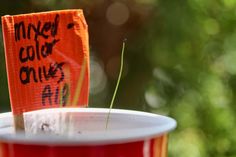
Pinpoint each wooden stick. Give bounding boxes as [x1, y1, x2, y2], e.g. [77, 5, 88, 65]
[14, 114, 25, 132]
[72, 58, 87, 106]
[64, 65, 71, 106]
[59, 83, 64, 107]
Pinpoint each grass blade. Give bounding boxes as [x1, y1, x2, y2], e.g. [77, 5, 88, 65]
[106, 40, 126, 129]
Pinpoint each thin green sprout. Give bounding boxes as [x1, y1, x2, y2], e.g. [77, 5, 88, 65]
[106, 40, 126, 129]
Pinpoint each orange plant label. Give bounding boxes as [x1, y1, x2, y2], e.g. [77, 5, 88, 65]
[1, 10, 90, 115]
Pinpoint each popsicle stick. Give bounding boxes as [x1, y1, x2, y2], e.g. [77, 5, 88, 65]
[72, 58, 87, 106]
[64, 65, 71, 106]
[59, 83, 64, 107]
[14, 114, 25, 132]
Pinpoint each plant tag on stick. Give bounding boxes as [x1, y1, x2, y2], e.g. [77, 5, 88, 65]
[1, 10, 90, 130]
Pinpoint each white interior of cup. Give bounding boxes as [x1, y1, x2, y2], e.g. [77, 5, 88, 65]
[0, 108, 176, 145]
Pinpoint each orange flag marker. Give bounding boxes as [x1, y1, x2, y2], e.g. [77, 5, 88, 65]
[1, 10, 90, 131]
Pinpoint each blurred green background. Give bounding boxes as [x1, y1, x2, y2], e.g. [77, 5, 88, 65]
[1, 0, 236, 156]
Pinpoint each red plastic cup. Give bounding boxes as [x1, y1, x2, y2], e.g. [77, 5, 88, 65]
[0, 108, 176, 157]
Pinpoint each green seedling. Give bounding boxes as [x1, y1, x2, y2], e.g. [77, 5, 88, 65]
[106, 40, 126, 129]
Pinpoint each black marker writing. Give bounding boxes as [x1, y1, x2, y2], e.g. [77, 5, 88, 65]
[19, 62, 65, 85]
[15, 14, 59, 42]
[15, 14, 74, 107]
[42, 83, 69, 106]
[19, 39, 60, 63]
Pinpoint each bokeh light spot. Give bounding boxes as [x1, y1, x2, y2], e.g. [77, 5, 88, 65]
[90, 56, 107, 95]
[145, 89, 166, 108]
[106, 2, 130, 26]
[223, 0, 236, 8]
[204, 18, 220, 35]
[106, 55, 128, 80]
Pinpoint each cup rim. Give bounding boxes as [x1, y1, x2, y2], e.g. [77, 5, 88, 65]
[0, 108, 176, 146]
